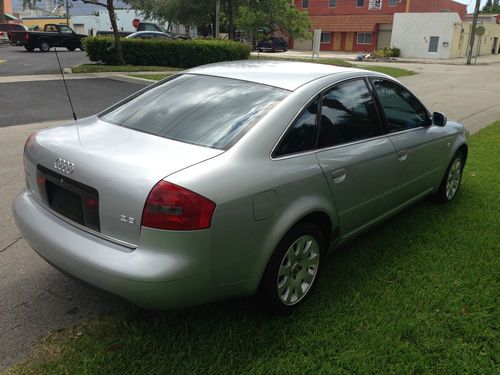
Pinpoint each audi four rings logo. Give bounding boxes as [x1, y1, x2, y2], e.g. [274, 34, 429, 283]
[54, 157, 75, 174]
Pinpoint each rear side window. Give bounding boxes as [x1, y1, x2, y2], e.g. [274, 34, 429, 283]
[101, 75, 289, 150]
[318, 79, 383, 148]
[274, 98, 319, 157]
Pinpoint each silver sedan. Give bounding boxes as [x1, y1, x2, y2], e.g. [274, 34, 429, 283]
[13, 61, 468, 314]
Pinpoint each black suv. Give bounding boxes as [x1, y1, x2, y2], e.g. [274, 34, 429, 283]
[257, 37, 288, 52]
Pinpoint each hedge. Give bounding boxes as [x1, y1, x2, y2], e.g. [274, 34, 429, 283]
[83, 37, 252, 67]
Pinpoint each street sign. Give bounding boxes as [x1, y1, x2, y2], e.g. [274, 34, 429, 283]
[132, 18, 140, 29]
[476, 26, 485, 36]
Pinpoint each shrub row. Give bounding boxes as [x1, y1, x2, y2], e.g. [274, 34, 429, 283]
[83, 37, 252, 67]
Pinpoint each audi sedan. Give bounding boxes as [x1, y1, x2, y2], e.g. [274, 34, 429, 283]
[13, 61, 468, 314]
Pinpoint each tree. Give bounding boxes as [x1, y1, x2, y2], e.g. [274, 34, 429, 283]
[77, 0, 125, 65]
[235, 0, 311, 42]
[481, 0, 500, 13]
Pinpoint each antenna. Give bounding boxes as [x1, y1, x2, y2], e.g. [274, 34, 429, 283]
[54, 46, 77, 121]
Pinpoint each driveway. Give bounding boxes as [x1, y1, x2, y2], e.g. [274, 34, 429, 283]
[1, 61, 499, 371]
[0, 44, 90, 76]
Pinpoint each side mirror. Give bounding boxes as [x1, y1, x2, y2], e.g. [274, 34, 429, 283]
[433, 112, 447, 127]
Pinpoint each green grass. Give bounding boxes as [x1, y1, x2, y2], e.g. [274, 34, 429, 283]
[8, 123, 499, 374]
[361, 65, 415, 78]
[250, 54, 354, 67]
[250, 55, 414, 77]
[71, 64, 181, 73]
[128, 74, 172, 81]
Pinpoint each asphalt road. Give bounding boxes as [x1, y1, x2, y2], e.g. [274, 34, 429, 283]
[1, 59, 500, 371]
[0, 44, 90, 76]
[0, 78, 146, 127]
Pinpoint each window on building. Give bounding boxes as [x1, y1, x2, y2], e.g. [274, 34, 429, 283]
[329, 0, 337, 7]
[302, 0, 309, 8]
[318, 80, 383, 148]
[321, 32, 332, 43]
[357, 33, 372, 44]
[371, 79, 430, 133]
[388, 0, 397, 6]
[428, 36, 439, 52]
[356, 0, 365, 7]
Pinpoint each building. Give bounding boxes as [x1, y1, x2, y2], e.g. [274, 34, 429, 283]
[392, 12, 500, 59]
[292, 0, 467, 52]
[464, 13, 500, 24]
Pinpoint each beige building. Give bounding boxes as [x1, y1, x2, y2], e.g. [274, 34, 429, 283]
[451, 22, 500, 58]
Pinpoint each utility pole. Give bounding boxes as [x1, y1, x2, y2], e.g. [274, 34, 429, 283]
[215, 0, 220, 38]
[405, 0, 411, 13]
[66, 0, 70, 26]
[467, 0, 481, 65]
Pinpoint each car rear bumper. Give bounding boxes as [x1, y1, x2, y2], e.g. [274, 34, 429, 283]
[12, 190, 239, 309]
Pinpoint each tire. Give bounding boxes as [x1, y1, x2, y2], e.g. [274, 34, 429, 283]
[260, 222, 325, 315]
[67, 46, 76, 51]
[435, 150, 465, 202]
[39, 40, 51, 52]
[79, 43, 85, 51]
[24, 45, 34, 52]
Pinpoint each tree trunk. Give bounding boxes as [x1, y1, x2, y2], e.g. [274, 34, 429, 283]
[107, 0, 125, 65]
[227, 0, 235, 40]
[0, 0, 6, 23]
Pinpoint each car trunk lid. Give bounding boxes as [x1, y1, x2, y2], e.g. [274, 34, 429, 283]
[24, 116, 223, 247]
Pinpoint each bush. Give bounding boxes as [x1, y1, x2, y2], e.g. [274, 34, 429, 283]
[83, 37, 252, 67]
[371, 47, 401, 58]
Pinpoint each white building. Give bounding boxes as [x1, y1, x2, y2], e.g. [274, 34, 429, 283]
[391, 12, 460, 59]
[71, 9, 194, 37]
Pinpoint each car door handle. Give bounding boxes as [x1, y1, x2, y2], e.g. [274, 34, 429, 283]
[331, 169, 346, 184]
[398, 150, 408, 161]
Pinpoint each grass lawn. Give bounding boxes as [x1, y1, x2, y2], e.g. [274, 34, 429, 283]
[128, 74, 172, 81]
[8, 123, 499, 374]
[361, 65, 415, 78]
[71, 64, 181, 73]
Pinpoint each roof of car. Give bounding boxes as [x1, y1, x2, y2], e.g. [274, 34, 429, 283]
[186, 60, 360, 91]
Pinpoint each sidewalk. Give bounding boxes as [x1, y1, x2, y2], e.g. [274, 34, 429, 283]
[253, 50, 500, 65]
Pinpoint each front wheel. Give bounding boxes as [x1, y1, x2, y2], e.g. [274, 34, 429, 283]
[435, 151, 465, 202]
[260, 222, 324, 314]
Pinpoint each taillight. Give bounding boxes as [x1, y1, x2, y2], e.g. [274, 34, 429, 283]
[142, 181, 216, 231]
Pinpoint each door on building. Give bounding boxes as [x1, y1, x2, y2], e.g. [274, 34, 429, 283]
[377, 24, 392, 50]
[493, 37, 498, 54]
[345, 32, 354, 51]
[333, 32, 341, 50]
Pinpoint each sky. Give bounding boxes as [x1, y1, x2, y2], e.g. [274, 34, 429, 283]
[12, 0, 489, 16]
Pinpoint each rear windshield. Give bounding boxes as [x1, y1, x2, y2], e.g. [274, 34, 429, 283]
[100, 74, 289, 150]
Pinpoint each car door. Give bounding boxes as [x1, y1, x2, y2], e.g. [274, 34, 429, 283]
[315, 78, 398, 238]
[370, 78, 451, 207]
[59, 25, 75, 48]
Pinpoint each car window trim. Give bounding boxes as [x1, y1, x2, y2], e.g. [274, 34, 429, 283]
[271, 76, 390, 160]
[367, 77, 432, 132]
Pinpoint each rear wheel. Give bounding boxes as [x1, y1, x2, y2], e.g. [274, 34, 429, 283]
[39, 40, 51, 52]
[435, 151, 465, 202]
[67, 46, 76, 51]
[260, 222, 324, 315]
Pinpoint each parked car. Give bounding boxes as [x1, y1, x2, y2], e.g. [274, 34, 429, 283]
[126, 31, 176, 40]
[0, 23, 27, 45]
[9, 24, 85, 52]
[13, 61, 468, 314]
[257, 36, 288, 52]
[97, 22, 191, 40]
